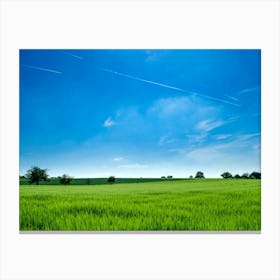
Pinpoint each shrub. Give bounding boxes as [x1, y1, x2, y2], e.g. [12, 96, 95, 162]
[107, 176, 116, 184]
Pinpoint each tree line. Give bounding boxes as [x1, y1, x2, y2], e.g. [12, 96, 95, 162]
[20, 166, 261, 186]
[20, 166, 117, 185]
[220, 171, 261, 179]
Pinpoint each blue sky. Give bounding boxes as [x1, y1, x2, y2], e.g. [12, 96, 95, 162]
[20, 50, 261, 178]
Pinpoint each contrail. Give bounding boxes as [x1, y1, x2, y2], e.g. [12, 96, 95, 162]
[99, 67, 185, 92]
[238, 86, 259, 95]
[225, 95, 239, 101]
[62, 51, 84, 60]
[21, 64, 63, 74]
[99, 67, 240, 107]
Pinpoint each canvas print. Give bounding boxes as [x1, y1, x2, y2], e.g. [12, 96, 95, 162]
[19, 50, 261, 231]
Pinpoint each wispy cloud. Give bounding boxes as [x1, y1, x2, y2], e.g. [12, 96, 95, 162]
[62, 51, 84, 60]
[195, 119, 226, 132]
[171, 132, 260, 161]
[98, 67, 240, 107]
[149, 96, 192, 117]
[103, 117, 116, 127]
[236, 133, 260, 141]
[21, 64, 62, 74]
[113, 157, 124, 161]
[187, 145, 226, 161]
[145, 50, 169, 63]
[158, 135, 177, 146]
[186, 133, 208, 144]
[118, 163, 148, 169]
[215, 134, 232, 140]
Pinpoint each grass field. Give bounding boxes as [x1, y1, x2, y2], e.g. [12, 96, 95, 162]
[19, 179, 261, 231]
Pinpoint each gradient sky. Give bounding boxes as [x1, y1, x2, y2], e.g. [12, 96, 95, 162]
[20, 50, 261, 178]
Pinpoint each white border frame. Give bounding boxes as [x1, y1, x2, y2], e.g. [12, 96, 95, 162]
[1, 0, 279, 279]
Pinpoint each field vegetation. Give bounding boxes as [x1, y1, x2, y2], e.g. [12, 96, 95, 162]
[20, 179, 261, 231]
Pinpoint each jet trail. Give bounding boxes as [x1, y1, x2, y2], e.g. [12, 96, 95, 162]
[21, 64, 63, 74]
[62, 51, 84, 60]
[98, 67, 240, 107]
[225, 95, 239, 101]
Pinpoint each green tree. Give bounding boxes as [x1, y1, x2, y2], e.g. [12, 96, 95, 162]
[234, 174, 241, 179]
[249, 171, 261, 179]
[25, 166, 49, 185]
[195, 171, 205, 178]
[107, 176, 116, 184]
[58, 174, 73, 185]
[241, 173, 249, 179]
[221, 172, 233, 179]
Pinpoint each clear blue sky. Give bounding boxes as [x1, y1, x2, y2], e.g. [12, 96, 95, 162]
[20, 50, 261, 178]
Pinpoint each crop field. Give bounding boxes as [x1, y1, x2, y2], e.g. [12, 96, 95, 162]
[20, 179, 261, 231]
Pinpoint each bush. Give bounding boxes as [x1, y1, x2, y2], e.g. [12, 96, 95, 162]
[107, 176, 116, 184]
[221, 172, 233, 179]
[195, 171, 205, 178]
[249, 171, 261, 179]
[241, 173, 249, 179]
[58, 174, 73, 185]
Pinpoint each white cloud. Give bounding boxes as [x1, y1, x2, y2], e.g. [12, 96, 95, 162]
[145, 50, 169, 63]
[215, 134, 232, 140]
[187, 146, 226, 161]
[103, 117, 116, 127]
[195, 119, 226, 132]
[149, 96, 193, 117]
[186, 133, 208, 144]
[118, 163, 148, 169]
[170, 132, 260, 163]
[158, 135, 177, 146]
[113, 157, 124, 161]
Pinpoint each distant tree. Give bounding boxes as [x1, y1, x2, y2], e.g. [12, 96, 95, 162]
[249, 171, 261, 179]
[161, 176, 166, 179]
[241, 173, 249, 179]
[25, 166, 49, 185]
[19, 175, 25, 179]
[58, 174, 73, 185]
[189, 175, 193, 179]
[221, 172, 233, 179]
[167, 175, 173, 179]
[86, 178, 91, 185]
[107, 176, 116, 184]
[234, 174, 241, 179]
[195, 171, 205, 178]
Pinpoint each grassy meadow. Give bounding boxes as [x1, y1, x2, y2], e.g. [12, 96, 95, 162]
[20, 179, 261, 231]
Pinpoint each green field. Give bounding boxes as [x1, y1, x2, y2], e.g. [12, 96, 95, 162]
[20, 179, 261, 231]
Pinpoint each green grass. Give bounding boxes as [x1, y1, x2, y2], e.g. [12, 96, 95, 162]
[19, 179, 261, 231]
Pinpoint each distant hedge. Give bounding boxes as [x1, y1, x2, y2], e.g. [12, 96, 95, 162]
[19, 177, 183, 185]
